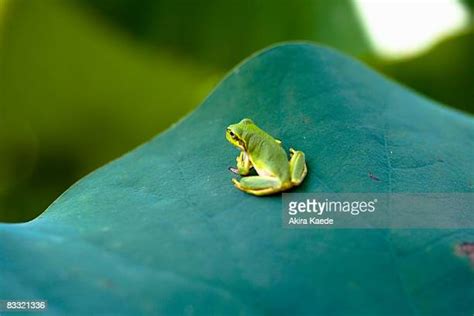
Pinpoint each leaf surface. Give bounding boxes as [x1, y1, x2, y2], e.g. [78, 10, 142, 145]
[1, 43, 473, 315]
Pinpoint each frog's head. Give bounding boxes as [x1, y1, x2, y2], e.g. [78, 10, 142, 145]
[226, 118, 254, 150]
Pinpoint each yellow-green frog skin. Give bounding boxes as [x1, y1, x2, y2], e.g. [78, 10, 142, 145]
[226, 118, 307, 196]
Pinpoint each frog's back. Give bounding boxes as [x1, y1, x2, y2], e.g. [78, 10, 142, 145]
[245, 127, 290, 180]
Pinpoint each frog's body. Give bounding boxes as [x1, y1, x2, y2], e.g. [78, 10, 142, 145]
[226, 118, 307, 196]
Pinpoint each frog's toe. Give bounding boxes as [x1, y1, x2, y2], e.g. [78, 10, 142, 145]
[228, 167, 240, 175]
[232, 178, 247, 192]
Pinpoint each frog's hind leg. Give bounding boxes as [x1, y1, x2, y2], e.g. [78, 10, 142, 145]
[289, 148, 307, 185]
[232, 176, 282, 196]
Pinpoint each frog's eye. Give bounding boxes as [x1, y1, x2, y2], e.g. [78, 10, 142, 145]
[227, 129, 239, 140]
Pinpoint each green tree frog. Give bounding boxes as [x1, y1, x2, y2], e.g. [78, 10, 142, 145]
[226, 118, 307, 196]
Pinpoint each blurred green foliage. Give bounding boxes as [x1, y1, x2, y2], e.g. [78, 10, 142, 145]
[0, 0, 472, 222]
[78, 0, 371, 67]
[0, 0, 218, 221]
[369, 30, 474, 114]
[462, 0, 474, 14]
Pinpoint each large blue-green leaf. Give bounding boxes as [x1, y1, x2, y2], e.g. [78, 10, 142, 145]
[1, 43, 473, 315]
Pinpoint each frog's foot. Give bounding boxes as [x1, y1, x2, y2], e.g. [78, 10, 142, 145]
[289, 148, 307, 185]
[228, 167, 240, 175]
[232, 176, 283, 196]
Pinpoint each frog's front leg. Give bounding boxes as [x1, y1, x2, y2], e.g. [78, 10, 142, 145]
[289, 148, 307, 185]
[232, 176, 282, 196]
[235, 151, 253, 175]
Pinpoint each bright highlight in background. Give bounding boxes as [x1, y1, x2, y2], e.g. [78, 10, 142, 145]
[354, 0, 469, 59]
